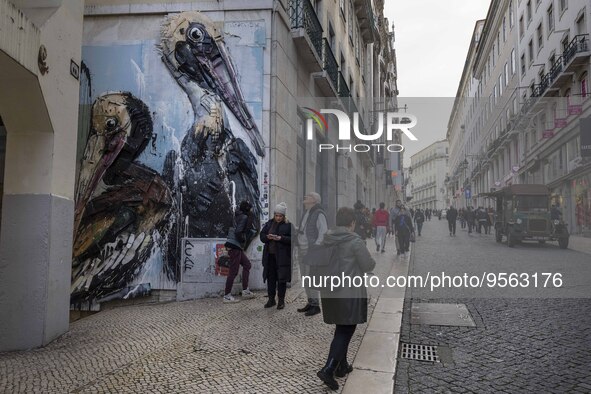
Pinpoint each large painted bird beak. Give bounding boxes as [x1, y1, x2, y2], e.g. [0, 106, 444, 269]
[212, 41, 265, 156]
[74, 98, 130, 235]
[175, 38, 265, 157]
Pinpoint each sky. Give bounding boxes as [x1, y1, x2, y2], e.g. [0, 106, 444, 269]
[383, 0, 492, 166]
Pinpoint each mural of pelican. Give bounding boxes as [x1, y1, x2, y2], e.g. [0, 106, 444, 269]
[160, 11, 264, 238]
[72, 92, 175, 304]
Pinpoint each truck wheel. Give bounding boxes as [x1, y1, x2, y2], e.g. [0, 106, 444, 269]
[558, 237, 569, 249]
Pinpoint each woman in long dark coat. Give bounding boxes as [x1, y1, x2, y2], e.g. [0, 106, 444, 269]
[260, 202, 292, 310]
[317, 207, 376, 391]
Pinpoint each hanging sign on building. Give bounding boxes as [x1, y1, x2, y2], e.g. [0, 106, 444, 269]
[554, 118, 567, 128]
[581, 117, 591, 158]
[569, 105, 583, 115]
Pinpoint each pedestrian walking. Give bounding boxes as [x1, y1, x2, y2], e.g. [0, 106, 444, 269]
[551, 204, 562, 220]
[316, 207, 376, 391]
[477, 207, 489, 234]
[260, 202, 292, 310]
[465, 206, 475, 234]
[353, 201, 369, 241]
[223, 201, 257, 303]
[297, 192, 328, 316]
[447, 205, 458, 236]
[394, 206, 414, 256]
[389, 200, 403, 253]
[371, 202, 389, 253]
[414, 208, 425, 236]
[459, 208, 466, 229]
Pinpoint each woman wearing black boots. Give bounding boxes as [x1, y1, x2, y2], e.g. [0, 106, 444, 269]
[260, 202, 292, 310]
[317, 207, 376, 390]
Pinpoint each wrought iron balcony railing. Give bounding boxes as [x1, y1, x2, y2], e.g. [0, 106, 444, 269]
[563, 34, 589, 66]
[323, 38, 339, 90]
[338, 71, 351, 98]
[548, 55, 563, 82]
[289, 0, 323, 58]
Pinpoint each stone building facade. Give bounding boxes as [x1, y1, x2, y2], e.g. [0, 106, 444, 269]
[447, 0, 590, 235]
[408, 140, 449, 210]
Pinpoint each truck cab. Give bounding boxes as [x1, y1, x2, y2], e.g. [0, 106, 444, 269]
[492, 184, 569, 248]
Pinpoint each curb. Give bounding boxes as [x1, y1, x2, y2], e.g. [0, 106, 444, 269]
[341, 245, 412, 394]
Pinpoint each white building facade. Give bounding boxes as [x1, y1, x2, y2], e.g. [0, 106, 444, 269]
[409, 140, 449, 210]
[448, 0, 590, 234]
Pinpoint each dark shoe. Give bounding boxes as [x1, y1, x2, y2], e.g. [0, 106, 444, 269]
[277, 299, 285, 310]
[305, 305, 321, 316]
[297, 303, 311, 313]
[335, 360, 353, 378]
[380, 249, 385, 253]
[317, 358, 339, 390]
[376, 245, 380, 252]
[264, 299, 276, 308]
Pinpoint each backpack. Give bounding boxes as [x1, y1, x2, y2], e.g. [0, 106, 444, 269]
[303, 244, 340, 290]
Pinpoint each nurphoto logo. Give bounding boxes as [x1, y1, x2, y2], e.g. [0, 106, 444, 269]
[303, 107, 418, 153]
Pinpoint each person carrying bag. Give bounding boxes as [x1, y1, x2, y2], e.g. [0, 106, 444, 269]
[314, 207, 376, 391]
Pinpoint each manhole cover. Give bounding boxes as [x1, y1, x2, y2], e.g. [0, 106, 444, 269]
[410, 302, 476, 327]
[400, 343, 439, 362]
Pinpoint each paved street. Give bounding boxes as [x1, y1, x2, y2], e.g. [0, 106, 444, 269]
[0, 245, 401, 393]
[394, 218, 591, 393]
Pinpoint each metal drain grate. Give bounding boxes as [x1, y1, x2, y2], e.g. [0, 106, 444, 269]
[400, 343, 439, 362]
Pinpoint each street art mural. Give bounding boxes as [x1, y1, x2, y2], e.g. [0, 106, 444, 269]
[72, 92, 176, 304]
[159, 12, 264, 237]
[74, 11, 266, 306]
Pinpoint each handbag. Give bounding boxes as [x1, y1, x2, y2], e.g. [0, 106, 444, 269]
[217, 254, 231, 268]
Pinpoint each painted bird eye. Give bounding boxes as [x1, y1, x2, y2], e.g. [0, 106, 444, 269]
[187, 26, 204, 42]
[105, 117, 118, 131]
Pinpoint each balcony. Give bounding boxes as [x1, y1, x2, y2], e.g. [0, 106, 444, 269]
[562, 34, 590, 73]
[323, 38, 339, 92]
[289, 0, 323, 71]
[352, 0, 379, 43]
[546, 55, 573, 91]
[338, 71, 351, 99]
[314, 38, 340, 96]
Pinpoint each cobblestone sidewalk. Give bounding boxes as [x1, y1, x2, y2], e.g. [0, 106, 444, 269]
[0, 248, 399, 393]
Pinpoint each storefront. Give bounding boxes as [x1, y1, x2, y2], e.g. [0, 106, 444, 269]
[571, 171, 591, 235]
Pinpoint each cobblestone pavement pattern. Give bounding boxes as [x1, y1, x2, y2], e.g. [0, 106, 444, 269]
[0, 242, 399, 393]
[394, 219, 591, 393]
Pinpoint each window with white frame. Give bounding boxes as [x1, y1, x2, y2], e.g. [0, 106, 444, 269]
[521, 53, 526, 75]
[499, 74, 504, 96]
[537, 23, 543, 50]
[505, 62, 510, 85]
[547, 4, 554, 33]
[528, 39, 534, 63]
[510, 0, 515, 27]
[511, 49, 516, 74]
[527, 0, 532, 23]
[503, 17, 507, 41]
[576, 13, 587, 35]
[519, 15, 524, 38]
[559, 0, 567, 13]
[581, 72, 588, 98]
